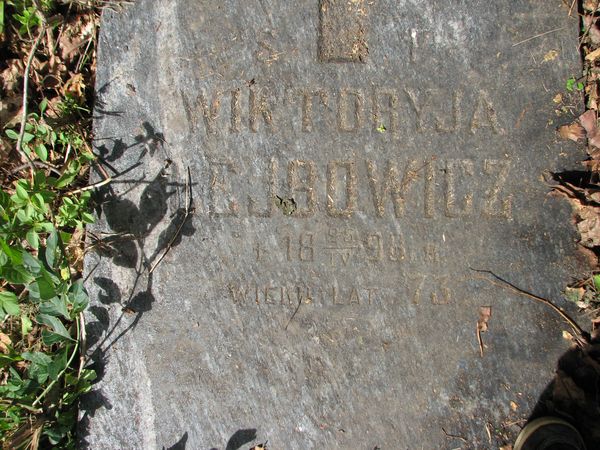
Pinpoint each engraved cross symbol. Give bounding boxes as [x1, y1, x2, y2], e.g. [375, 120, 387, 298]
[318, 0, 369, 63]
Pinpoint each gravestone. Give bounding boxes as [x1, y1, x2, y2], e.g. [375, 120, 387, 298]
[82, 1, 586, 448]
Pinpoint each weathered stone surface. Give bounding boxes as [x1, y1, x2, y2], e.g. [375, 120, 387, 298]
[82, 1, 586, 448]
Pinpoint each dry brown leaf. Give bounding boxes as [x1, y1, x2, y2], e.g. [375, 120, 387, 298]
[59, 14, 96, 66]
[510, 400, 518, 411]
[577, 206, 600, 248]
[0, 332, 11, 354]
[553, 93, 563, 104]
[478, 306, 492, 332]
[558, 122, 586, 142]
[0, 95, 23, 129]
[477, 306, 492, 357]
[499, 445, 513, 450]
[586, 47, 600, 62]
[584, 16, 600, 45]
[579, 110, 600, 148]
[584, 0, 600, 12]
[543, 49, 559, 62]
[63, 72, 86, 99]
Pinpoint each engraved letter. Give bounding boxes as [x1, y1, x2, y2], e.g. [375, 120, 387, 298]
[248, 157, 279, 217]
[230, 88, 241, 133]
[470, 90, 504, 134]
[249, 87, 274, 132]
[337, 89, 363, 132]
[483, 159, 512, 219]
[327, 160, 358, 217]
[373, 89, 399, 136]
[228, 284, 248, 304]
[209, 161, 239, 217]
[288, 160, 317, 217]
[367, 160, 419, 217]
[445, 159, 474, 217]
[302, 89, 329, 132]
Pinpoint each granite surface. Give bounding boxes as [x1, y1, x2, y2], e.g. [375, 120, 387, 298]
[81, 1, 586, 448]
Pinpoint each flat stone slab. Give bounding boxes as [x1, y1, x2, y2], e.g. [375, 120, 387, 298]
[82, 1, 586, 448]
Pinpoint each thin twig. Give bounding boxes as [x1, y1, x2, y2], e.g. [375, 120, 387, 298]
[149, 167, 193, 273]
[67, 176, 112, 194]
[477, 323, 485, 357]
[512, 27, 565, 46]
[441, 428, 468, 443]
[11, 161, 61, 176]
[16, 25, 46, 178]
[285, 295, 303, 330]
[471, 268, 589, 343]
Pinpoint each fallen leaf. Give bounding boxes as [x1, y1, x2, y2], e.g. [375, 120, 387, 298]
[543, 49, 559, 62]
[579, 110, 600, 148]
[477, 306, 492, 357]
[586, 47, 600, 62]
[584, 16, 600, 45]
[510, 400, 518, 411]
[62, 72, 86, 99]
[478, 306, 492, 332]
[0, 332, 11, 354]
[577, 206, 600, 248]
[565, 286, 585, 303]
[558, 122, 586, 142]
[553, 93, 563, 104]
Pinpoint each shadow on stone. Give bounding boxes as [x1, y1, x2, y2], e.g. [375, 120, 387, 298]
[79, 122, 198, 445]
[527, 337, 600, 449]
[207, 428, 258, 450]
[163, 431, 189, 450]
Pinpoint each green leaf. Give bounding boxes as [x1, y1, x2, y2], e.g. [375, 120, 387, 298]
[36, 314, 73, 341]
[47, 348, 68, 381]
[28, 278, 56, 301]
[69, 280, 88, 315]
[1, 266, 34, 285]
[22, 351, 52, 366]
[40, 296, 70, 320]
[82, 212, 95, 224]
[22, 351, 51, 384]
[45, 229, 58, 268]
[39, 97, 48, 115]
[0, 240, 21, 264]
[22, 132, 34, 144]
[21, 315, 32, 337]
[0, 291, 20, 316]
[594, 274, 600, 292]
[21, 251, 41, 275]
[5, 129, 18, 140]
[34, 143, 48, 161]
[15, 183, 28, 201]
[26, 229, 39, 249]
[0, 1, 4, 35]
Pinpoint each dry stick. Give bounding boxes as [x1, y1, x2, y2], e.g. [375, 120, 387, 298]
[67, 160, 113, 194]
[477, 323, 485, 357]
[472, 268, 588, 343]
[16, 25, 46, 178]
[512, 27, 565, 47]
[149, 167, 193, 274]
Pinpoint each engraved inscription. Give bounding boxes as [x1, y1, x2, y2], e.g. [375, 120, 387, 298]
[180, 85, 505, 136]
[225, 277, 455, 308]
[201, 158, 512, 220]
